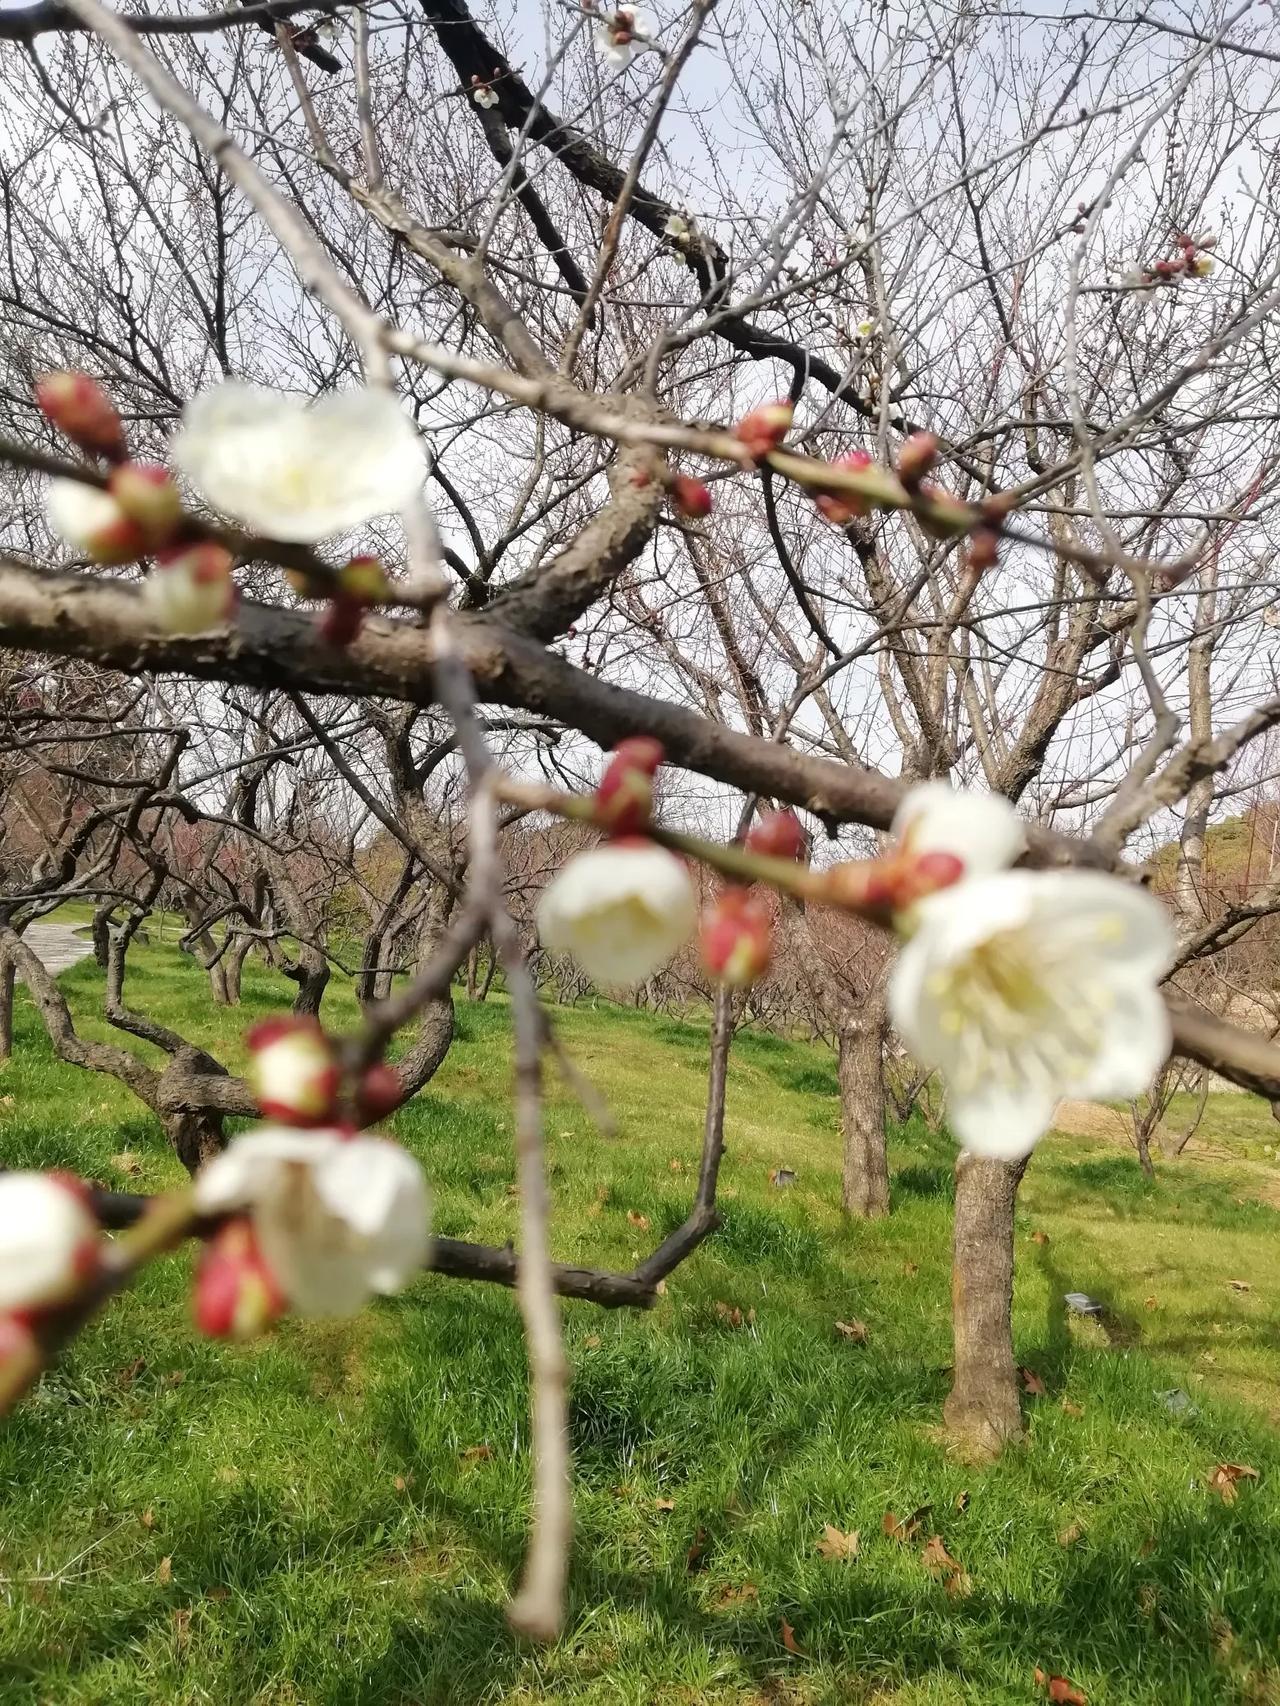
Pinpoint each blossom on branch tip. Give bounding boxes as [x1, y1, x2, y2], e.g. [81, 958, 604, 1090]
[194, 1219, 285, 1340]
[536, 842, 697, 988]
[594, 736, 665, 835]
[664, 212, 692, 246]
[471, 78, 499, 108]
[595, 6, 651, 68]
[671, 474, 713, 519]
[0, 1172, 99, 1312]
[889, 872, 1174, 1159]
[245, 1016, 340, 1127]
[141, 543, 236, 635]
[855, 318, 875, 339]
[194, 1128, 431, 1317]
[172, 382, 423, 542]
[109, 462, 183, 543]
[735, 402, 794, 462]
[891, 781, 1026, 881]
[701, 888, 772, 986]
[35, 371, 126, 461]
[46, 478, 145, 563]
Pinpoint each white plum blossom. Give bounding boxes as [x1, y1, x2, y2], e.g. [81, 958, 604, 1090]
[140, 544, 236, 635]
[891, 781, 1027, 880]
[194, 1128, 431, 1317]
[595, 6, 651, 69]
[855, 318, 876, 339]
[172, 382, 424, 543]
[889, 871, 1174, 1160]
[46, 477, 139, 560]
[472, 82, 499, 108]
[664, 212, 691, 245]
[0, 1174, 98, 1312]
[536, 842, 697, 988]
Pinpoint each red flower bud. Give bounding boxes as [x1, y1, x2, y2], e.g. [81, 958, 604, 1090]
[318, 598, 365, 648]
[594, 736, 665, 836]
[735, 402, 794, 461]
[745, 809, 808, 863]
[966, 527, 1000, 572]
[245, 1016, 339, 1126]
[700, 889, 773, 987]
[671, 474, 713, 519]
[896, 432, 939, 488]
[109, 462, 183, 543]
[357, 1062, 404, 1124]
[194, 1220, 285, 1341]
[35, 371, 127, 461]
[814, 449, 873, 526]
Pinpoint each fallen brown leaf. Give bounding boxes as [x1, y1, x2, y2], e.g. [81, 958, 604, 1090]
[581, 1334, 602, 1351]
[669, 1158, 684, 1173]
[1033, 1670, 1087, 1705]
[780, 1619, 803, 1655]
[1031, 1230, 1049, 1246]
[117, 1357, 147, 1387]
[655, 1496, 676, 1511]
[686, 1527, 708, 1570]
[944, 1568, 974, 1599]
[172, 1607, 191, 1649]
[714, 1301, 752, 1329]
[165, 1370, 187, 1388]
[834, 1319, 868, 1344]
[882, 1505, 930, 1543]
[1209, 1463, 1259, 1504]
[1137, 1584, 1158, 1616]
[459, 1444, 492, 1465]
[1019, 1366, 1047, 1396]
[903, 1260, 920, 1277]
[920, 1534, 961, 1575]
[1056, 1521, 1084, 1548]
[1144, 1295, 1159, 1311]
[140, 1509, 155, 1531]
[111, 1151, 142, 1178]
[393, 1471, 415, 1492]
[626, 1209, 651, 1230]
[155, 1556, 172, 1585]
[1227, 1278, 1252, 1292]
[815, 1523, 859, 1561]
[954, 1490, 970, 1513]
[714, 1581, 758, 1607]
[1060, 1398, 1085, 1419]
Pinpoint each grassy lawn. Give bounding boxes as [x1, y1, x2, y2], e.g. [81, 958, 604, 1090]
[0, 938, 1278, 1704]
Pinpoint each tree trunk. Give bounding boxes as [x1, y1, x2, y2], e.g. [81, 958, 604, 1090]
[944, 1151, 1030, 1458]
[838, 1000, 890, 1218]
[1136, 1127, 1155, 1178]
[223, 934, 253, 1005]
[466, 943, 479, 1001]
[91, 904, 114, 969]
[0, 953, 13, 1061]
[163, 1109, 227, 1175]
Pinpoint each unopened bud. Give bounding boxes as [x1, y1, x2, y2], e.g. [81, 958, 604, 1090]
[194, 1220, 285, 1341]
[357, 1062, 404, 1124]
[338, 554, 389, 605]
[318, 599, 365, 648]
[245, 1016, 339, 1126]
[700, 890, 773, 987]
[814, 449, 873, 526]
[594, 736, 664, 836]
[735, 402, 794, 462]
[671, 474, 713, 519]
[896, 432, 939, 488]
[745, 809, 807, 863]
[966, 528, 1000, 572]
[35, 371, 127, 461]
[143, 543, 236, 635]
[109, 462, 183, 543]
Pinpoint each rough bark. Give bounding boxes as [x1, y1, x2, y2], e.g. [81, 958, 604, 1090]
[0, 952, 13, 1061]
[944, 1151, 1031, 1458]
[162, 1109, 225, 1173]
[838, 998, 890, 1218]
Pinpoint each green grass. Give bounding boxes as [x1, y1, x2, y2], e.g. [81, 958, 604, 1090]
[0, 939, 1278, 1703]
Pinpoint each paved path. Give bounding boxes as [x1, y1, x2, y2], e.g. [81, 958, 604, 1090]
[18, 923, 95, 977]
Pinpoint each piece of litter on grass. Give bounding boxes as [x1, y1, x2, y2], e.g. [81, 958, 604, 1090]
[1156, 1388, 1197, 1416]
[1064, 1292, 1104, 1316]
[769, 1167, 797, 1188]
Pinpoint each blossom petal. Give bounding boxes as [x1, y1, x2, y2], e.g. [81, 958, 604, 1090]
[536, 844, 696, 988]
[0, 1175, 98, 1311]
[193, 1126, 334, 1215]
[947, 1078, 1061, 1160]
[1074, 980, 1171, 1099]
[1026, 873, 1175, 983]
[892, 782, 1027, 877]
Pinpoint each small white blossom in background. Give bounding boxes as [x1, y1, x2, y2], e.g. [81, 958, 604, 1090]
[140, 543, 236, 635]
[172, 382, 423, 543]
[472, 81, 499, 108]
[536, 842, 697, 988]
[46, 478, 143, 563]
[194, 1128, 431, 1317]
[0, 1174, 99, 1312]
[891, 781, 1027, 880]
[664, 212, 691, 245]
[595, 6, 651, 69]
[855, 318, 875, 339]
[889, 870, 1174, 1160]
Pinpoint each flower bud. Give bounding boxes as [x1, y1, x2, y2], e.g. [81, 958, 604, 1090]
[966, 527, 1001, 572]
[109, 462, 183, 543]
[357, 1062, 403, 1124]
[46, 478, 147, 563]
[745, 809, 807, 862]
[671, 474, 713, 519]
[735, 402, 794, 461]
[814, 449, 873, 526]
[0, 1172, 100, 1313]
[338, 554, 389, 605]
[594, 736, 665, 836]
[245, 1016, 339, 1127]
[284, 565, 326, 599]
[194, 1219, 285, 1341]
[35, 371, 127, 461]
[700, 889, 772, 987]
[143, 543, 236, 634]
[318, 599, 365, 648]
[896, 432, 939, 488]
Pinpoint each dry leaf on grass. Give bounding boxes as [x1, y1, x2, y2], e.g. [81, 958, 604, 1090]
[954, 1490, 970, 1513]
[581, 1333, 602, 1351]
[655, 1496, 676, 1512]
[882, 1505, 930, 1543]
[686, 1527, 708, 1570]
[714, 1581, 758, 1607]
[1019, 1366, 1047, 1396]
[393, 1472, 415, 1493]
[1144, 1295, 1158, 1310]
[1227, 1279, 1252, 1292]
[921, 1534, 971, 1596]
[834, 1318, 868, 1343]
[669, 1159, 684, 1173]
[714, 1302, 756, 1329]
[1209, 1463, 1259, 1503]
[459, 1444, 493, 1465]
[172, 1607, 191, 1649]
[155, 1556, 172, 1585]
[626, 1209, 651, 1230]
[140, 1509, 155, 1531]
[1056, 1521, 1084, 1548]
[780, 1619, 804, 1655]
[1034, 1668, 1087, 1704]
[903, 1260, 920, 1277]
[1060, 1398, 1085, 1418]
[1031, 1230, 1049, 1246]
[815, 1524, 860, 1561]
[111, 1151, 142, 1177]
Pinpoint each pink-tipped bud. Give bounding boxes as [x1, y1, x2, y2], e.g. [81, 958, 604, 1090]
[700, 889, 773, 987]
[143, 543, 236, 635]
[899, 848, 965, 904]
[735, 402, 794, 461]
[966, 527, 1000, 572]
[109, 462, 183, 543]
[35, 371, 127, 461]
[671, 474, 713, 519]
[338, 554, 389, 605]
[245, 1016, 340, 1127]
[896, 432, 939, 488]
[318, 599, 365, 648]
[194, 1220, 285, 1341]
[814, 449, 873, 526]
[594, 736, 665, 837]
[745, 809, 808, 863]
[357, 1062, 404, 1124]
